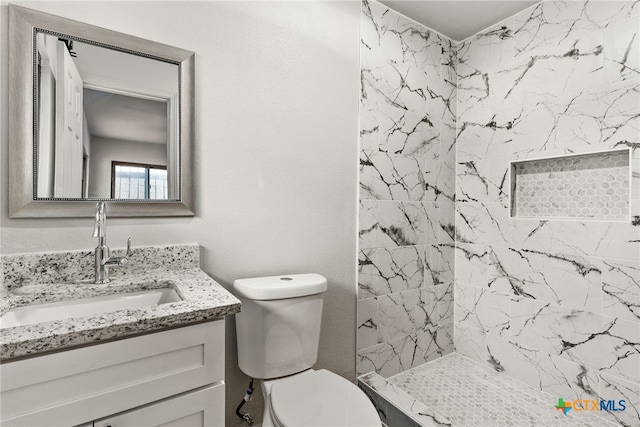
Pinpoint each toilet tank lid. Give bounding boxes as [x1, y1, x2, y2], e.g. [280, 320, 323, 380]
[233, 274, 327, 301]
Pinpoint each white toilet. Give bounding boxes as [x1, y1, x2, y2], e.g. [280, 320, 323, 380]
[233, 274, 381, 427]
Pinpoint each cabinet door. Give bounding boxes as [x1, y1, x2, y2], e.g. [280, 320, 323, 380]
[94, 382, 224, 427]
[2, 321, 224, 426]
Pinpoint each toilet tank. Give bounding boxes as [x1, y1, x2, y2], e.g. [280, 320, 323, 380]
[233, 274, 327, 379]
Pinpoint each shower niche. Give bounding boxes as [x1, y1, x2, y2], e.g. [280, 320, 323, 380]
[510, 149, 631, 221]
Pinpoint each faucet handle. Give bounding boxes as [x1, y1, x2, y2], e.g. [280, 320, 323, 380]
[104, 237, 133, 267]
[119, 237, 133, 265]
[92, 201, 106, 238]
[126, 237, 133, 257]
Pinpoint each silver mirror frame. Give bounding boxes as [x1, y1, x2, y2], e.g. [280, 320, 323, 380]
[9, 5, 195, 217]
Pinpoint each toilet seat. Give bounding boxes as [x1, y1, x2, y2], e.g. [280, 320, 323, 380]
[269, 369, 381, 427]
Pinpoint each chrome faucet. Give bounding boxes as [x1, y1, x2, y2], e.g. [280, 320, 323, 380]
[93, 201, 133, 283]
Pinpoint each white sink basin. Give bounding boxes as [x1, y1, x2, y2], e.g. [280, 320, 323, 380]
[0, 288, 181, 329]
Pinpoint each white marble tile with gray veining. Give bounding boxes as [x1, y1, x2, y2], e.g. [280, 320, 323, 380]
[425, 243, 455, 286]
[358, 341, 401, 378]
[436, 284, 454, 325]
[604, 14, 639, 83]
[454, 243, 488, 289]
[456, 119, 514, 164]
[378, 289, 430, 343]
[454, 323, 487, 364]
[424, 156, 456, 204]
[358, 334, 422, 379]
[456, 156, 510, 204]
[487, 247, 602, 313]
[359, 199, 382, 250]
[426, 74, 457, 127]
[361, 0, 428, 112]
[379, 104, 440, 159]
[360, 100, 380, 153]
[454, 285, 511, 338]
[512, 1, 636, 62]
[512, 219, 640, 262]
[484, 333, 602, 403]
[602, 259, 640, 321]
[451, 4, 640, 425]
[510, 298, 640, 384]
[436, 202, 456, 244]
[455, 202, 512, 246]
[359, 246, 425, 299]
[358, 328, 453, 381]
[358, 297, 379, 350]
[458, 22, 514, 76]
[512, 81, 639, 157]
[360, 151, 426, 201]
[440, 120, 456, 164]
[359, 248, 379, 300]
[422, 323, 454, 363]
[377, 201, 432, 247]
[598, 372, 640, 427]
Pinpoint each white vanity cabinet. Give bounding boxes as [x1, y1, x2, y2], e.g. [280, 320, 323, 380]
[0, 320, 225, 427]
[94, 383, 224, 427]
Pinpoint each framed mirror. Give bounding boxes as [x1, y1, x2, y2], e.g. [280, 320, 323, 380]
[9, 5, 195, 217]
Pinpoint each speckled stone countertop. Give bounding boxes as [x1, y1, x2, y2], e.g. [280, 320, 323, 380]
[0, 244, 241, 361]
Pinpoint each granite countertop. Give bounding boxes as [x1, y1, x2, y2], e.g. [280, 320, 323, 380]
[0, 245, 241, 361]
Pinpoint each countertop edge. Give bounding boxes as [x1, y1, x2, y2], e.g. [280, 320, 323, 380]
[0, 268, 241, 361]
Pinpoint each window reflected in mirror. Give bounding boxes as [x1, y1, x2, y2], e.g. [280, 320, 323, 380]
[111, 162, 168, 200]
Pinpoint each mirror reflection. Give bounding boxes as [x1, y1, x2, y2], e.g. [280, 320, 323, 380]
[35, 31, 180, 200]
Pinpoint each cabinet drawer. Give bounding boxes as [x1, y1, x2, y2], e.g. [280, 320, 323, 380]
[95, 382, 225, 427]
[1, 320, 224, 426]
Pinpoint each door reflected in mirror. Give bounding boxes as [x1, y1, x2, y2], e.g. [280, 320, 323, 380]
[35, 31, 179, 200]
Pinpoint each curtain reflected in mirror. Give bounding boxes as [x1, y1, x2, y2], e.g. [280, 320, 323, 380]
[34, 31, 179, 201]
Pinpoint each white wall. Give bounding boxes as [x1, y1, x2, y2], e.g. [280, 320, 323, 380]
[0, 2, 361, 425]
[87, 137, 167, 198]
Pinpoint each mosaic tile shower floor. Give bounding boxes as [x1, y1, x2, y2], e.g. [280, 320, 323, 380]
[359, 353, 619, 427]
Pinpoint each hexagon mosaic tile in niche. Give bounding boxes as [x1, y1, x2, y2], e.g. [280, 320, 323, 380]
[512, 150, 630, 220]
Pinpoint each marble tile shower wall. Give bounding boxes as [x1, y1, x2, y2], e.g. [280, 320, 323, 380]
[357, 0, 457, 378]
[454, 1, 640, 426]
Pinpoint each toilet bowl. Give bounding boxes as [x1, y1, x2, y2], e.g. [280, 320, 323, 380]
[261, 369, 381, 427]
[233, 274, 381, 427]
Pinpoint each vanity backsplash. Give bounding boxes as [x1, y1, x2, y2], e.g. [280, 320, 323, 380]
[1, 244, 200, 291]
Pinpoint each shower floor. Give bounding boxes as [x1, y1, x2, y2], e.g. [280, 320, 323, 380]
[358, 353, 618, 427]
